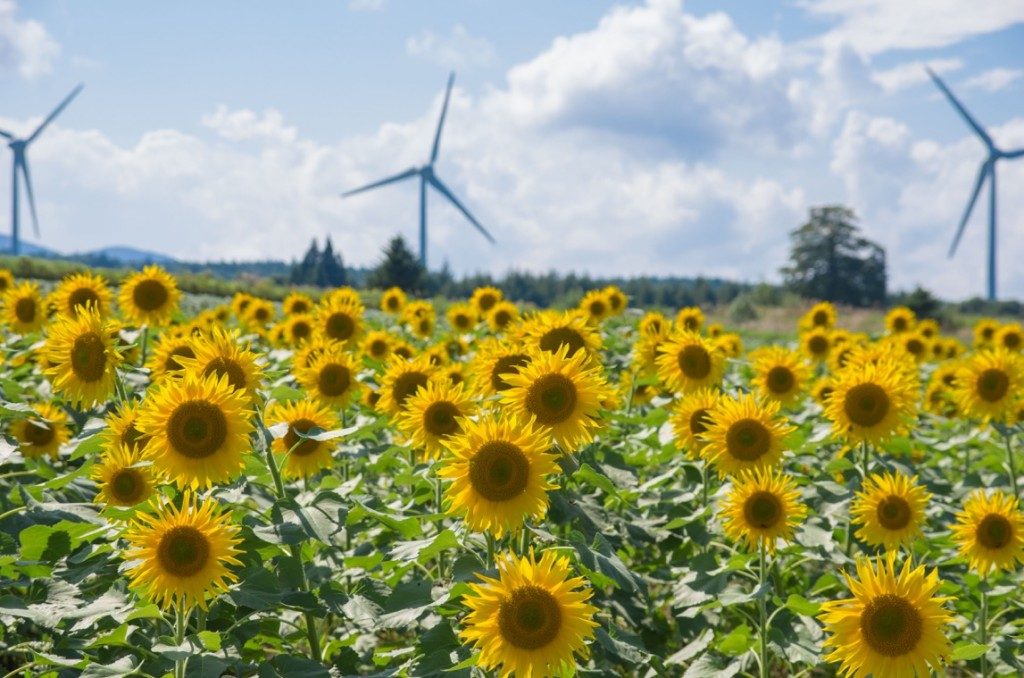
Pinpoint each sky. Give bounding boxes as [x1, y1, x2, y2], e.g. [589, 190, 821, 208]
[1, 0, 1023, 299]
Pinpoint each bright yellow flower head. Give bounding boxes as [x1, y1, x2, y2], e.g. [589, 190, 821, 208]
[656, 331, 726, 394]
[825, 359, 917, 446]
[2, 281, 45, 334]
[720, 466, 806, 553]
[118, 265, 181, 326]
[951, 489, 1024, 575]
[265, 399, 341, 478]
[851, 472, 930, 551]
[92, 444, 156, 507]
[176, 327, 265, 405]
[395, 380, 477, 460]
[954, 349, 1023, 423]
[12, 402, 70, 459]
[750, 346, 811, 406]
[670, 387, 721, 459]
[43, 306, 123, 408]
[50, 271, 113, 318]
[701, 394, 794, 477]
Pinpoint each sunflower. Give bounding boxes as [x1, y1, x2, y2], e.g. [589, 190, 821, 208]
[916, 318, 940, 339]
[828, 338, 866, 374]
[444, 363, 467, 387]
[243, 298, 274, 327]
[579, 289, 610, 323]
[146, 330, 197, 381]
[884, 306, 916, 334]
[800, 327, 832, 363]
[410, 314, 436, 340]
[43, 307, 123, 408]
[230, 292, 253, 320]
[996, 322, 1024, 353]
[138, 371, 253, 489]
[440, 415, 557, 536]
[282, 292, 314, 316]
[973, 318, 999, 349]
[620, 371, 656, 407]
[951, 490, 1024, 575]
[851, 472, 930, 552]
[445, 303, 477, 332]
[124, 493, 242, 610]
[750, 346, 810, 406]
[471, 339, 533, 397]
[701, 394, 794, 477]
[670, 388, 721, 459]
[720, 467, 806, 553]
[92, 445, 156, 507]
[953, 349, 1023, 423]
[118, 265, 180, 326]
[655, 331, 726, 394]
[392, 341, 415, 360]
[50, 272, 113, 317]
[675, 306, 704, 333]
[811, 376, 836, 407]
[396, 381, 476, 460]
[265, 399, 340, 478]
[470, 286, 503, 315]
[325, 286, 362, 307]
[295, 347, 361, 409]
[638, 311, 669, 338]
[522, 310, 601, 361]
[487, 300, 519, 333]
[714, 333, 744, 359]
[603, 285, 627, 316]
[501, 346, 612, 451]
[800, 301, 837, 331]
[631, 331, 668, 376]
[460, 549, 598, 678]
[705, 322, 725, 338]
[2, 282, 45, 334]
[818, 552, 951, 678]
[315, 296, 364, 346]
[176, 327, 264, 405]
[360, 330, 392, 362]
[0, 268, 13, 293]
[377, 354, 437, 415]
[12, 403, 69, 459]
[276, 314, 315, 346]
[825, 359, 917, 445]
[102, 400, 151, 455]
[380, 286, 407, 314]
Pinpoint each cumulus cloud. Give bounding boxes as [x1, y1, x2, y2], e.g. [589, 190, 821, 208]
[406, 24, 496, 69]
[201, 106, 298, 143]
[0, 0, 60, 79]
[872, 58, 962, 92]
[964, 67, 1024, 92]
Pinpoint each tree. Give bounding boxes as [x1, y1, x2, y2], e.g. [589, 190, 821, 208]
[781, 205, 886, 307]
[367, 236, 425, 291]
[317, 237, 347, 287]
[290, 239, 320, 285]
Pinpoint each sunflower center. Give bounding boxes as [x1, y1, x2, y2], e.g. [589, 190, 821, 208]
[24, 419, 55, 446]
[283, 418, 322, 457]
[253, 306, 270, 322]
[203, 357, 247, 392]
[325, 312, 355, 341]
[290, 320, 312, 341]
[807, 335, 829, 356]
[68, 287, 100, 313]
[491, 354, 530, 391]
[14, 297, 36, 324]
[843, 383, 890, 427]
[892, 317, 909, 332]
[682, 316, 700, 331]
[860, 594, 923, 658]
[385, 296, 399, 310]
[609, 295, 622, 311]
[167, 401, 228, 459]
[469, 441, 530, 502]
[1003, 333, 1022, 350]
[976, 369, 1009, 403]
[812, 310, 830, 326]
[391, 371, 428, 408]
[493, 310, 512, 328]
[743, 491, 782, 528]
[157, 526, 211, 578]
[589, 300, 606, 317]
[109, 469, 145, 504]
[290, 300, 310, 314]
[132, 279, 169, 312]
[905, 338, 924, 356]
[677, 345, 711, 380]
[318, 363, 352, 397]
[977, 513, 1013, 550]
[417, 319, 432, 335]
[526, 374, 578, 426]
[689, 408, 711, 437]
[394, 345, 413, 360]
[369, 339, 388, 357]
[121, 422, 149, 449]
[725, 419, 771, 461]
[71, 332, 108, 383]
[538, 328, 586, 357]
[424, 401, 460, 437]
[876, 495, 912, 530]
[454, 314, 471, 329]
[498, 585, 562, 650]
[477, 294, 497, 312]
[766, 366, 795, 394]
[166, 345, 195, 372]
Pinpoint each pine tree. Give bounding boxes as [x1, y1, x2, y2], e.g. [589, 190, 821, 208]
[290, 239, 321, 284]
[367, 236, 425, 291]
[318, 237, 347, 287]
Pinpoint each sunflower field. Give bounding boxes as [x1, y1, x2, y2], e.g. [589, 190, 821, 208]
[1, 266, 1024, 677]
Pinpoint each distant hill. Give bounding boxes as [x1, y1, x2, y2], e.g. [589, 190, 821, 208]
[82, 246, 177, 265]
[0, 236, 59, 257]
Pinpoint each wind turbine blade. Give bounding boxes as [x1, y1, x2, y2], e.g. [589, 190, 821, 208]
[341, 167, 419, 197]
[427, 174, 495, 244]
[1004, 148, 1024, 159]
[27, 84, 84, 144]
[926, 68, 992, 147]
[0, 128, 12, 140]
[17, 157, 40, 238]
[429, 72, 455, 164]
[949, 161, 990, 257]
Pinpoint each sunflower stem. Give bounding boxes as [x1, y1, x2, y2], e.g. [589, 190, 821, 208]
[486, 533, 496, 569]
[1003, 433, 1018, 498]
[860, 441, 871, 481]
[757, 539, 769, 678]
[139, 326, 149, 367]
[434, 476, 446, 579]
[980, 580, 989, 678]
[173, 599, 190, 678]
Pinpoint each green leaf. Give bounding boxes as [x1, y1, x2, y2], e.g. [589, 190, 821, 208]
[197, 630, 222, 652]
[785, 593, 821, 617]
[951, 642, 988, 661]
[715, 624, 754, 656]
[389, 529, 460, 563]
[574, 463, 619, 496]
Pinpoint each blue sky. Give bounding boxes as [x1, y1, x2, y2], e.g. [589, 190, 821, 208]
[1, 0, 1023, 299]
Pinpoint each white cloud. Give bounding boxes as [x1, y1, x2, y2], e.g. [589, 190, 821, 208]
[347, 0, 384, 11]
[406, 24, 496, 69]
[964, 67, 1024, 92]
[0, 0, 60, 79]
[798, 0, 1024, 56]
[201, 106, 298, 143]
[872, 58, 962, 92]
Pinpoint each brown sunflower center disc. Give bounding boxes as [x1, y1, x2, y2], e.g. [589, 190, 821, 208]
[290, 320, 312, 341]
[132, 279, 169, 312]
[14, 297, 36, 324]
[813, 310, 830, 326]
[424, 401, 460, 437]
[526, 374, 577, 426]
[326, 312, 355, 341]
[71, 331, 108, 383]
[168, 400, 229, 459]
[477, 294, 497, 312]
[158, 526, 211, 577]
[68, 287, 100, 313]
[317, 363, 352, 398]
[110, 469, 145, 504]
[744, 491, 782, 529]
[493, 310, 512, 328]
[977, 513, 1013, 550]
[689, 408, 711, 437]
[677, 345, 711, 380]
[843, 383, 890, 427]
[24, 419, 55, 447]
[977, 368, 1009, 403]
[166, 345, 195, 372]
[498, 585, 562, 650]
[589, 301, 606, 317]
[876, 495, 912, 530]
[392, 371, 428, 407]
[807, 335, 829, 356]
[766, 366, 795, 394]
[538, 328, 585, 357]
[726, 418, 771, 461]
[469, 441, 529, 502]
[203, 357, 247, 392]
[284, 417, 321, 457]
[860, 594, 923, 657]
[491, 354, 529, 391]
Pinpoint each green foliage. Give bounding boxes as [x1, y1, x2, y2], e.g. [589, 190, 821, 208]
[289, 238, 347, 287]
[367, 235, 425, 291]
[781, 205, 886, 307]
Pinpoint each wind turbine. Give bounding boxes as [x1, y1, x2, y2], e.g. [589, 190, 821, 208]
[342, 72, 495, 268]
[927, 68, 1023, 301]
[1, 84, 84, 256]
